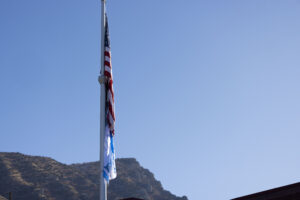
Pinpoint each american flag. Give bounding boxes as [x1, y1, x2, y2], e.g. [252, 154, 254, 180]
[104, 15, 115, 135]
[103, 14, 117, 182]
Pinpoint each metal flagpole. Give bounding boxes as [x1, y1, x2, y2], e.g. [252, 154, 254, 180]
[99, 0, 107, 200]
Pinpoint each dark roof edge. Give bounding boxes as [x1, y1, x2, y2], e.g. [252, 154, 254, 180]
[232, 182, 300, 200]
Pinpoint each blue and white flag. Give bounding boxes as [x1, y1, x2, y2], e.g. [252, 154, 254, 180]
[103, 126, 117, 181]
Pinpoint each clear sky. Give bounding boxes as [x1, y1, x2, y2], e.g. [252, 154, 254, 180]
[1, 1, 300, 200]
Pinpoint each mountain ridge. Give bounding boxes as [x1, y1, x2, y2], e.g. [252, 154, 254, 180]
[0, 152, 188, 200]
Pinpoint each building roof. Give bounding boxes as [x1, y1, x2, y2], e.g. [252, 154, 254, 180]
[232, 182, 300, 200]
[120, 198, 144, 200]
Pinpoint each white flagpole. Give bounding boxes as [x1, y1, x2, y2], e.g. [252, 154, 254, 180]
[98, 0, 107, 200]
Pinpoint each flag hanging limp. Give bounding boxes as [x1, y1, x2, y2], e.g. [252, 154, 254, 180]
[103, 14, 117, 182]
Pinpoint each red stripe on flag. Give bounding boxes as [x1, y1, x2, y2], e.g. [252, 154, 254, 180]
[105, 51, 111, 58]
[104, 71, 112, 78]
[104, 61, 111, 68]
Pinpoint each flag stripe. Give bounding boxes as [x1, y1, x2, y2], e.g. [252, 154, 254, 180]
[104, 51, 111, 58]
[104, 61, 111, 68]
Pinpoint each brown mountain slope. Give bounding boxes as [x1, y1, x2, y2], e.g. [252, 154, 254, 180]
[0, 153, 187, 200]
[0, 152, 97, 200]
[72, 158, 188, 200]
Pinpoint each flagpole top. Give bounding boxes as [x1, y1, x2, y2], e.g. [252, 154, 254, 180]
[98, 75, 107, 84]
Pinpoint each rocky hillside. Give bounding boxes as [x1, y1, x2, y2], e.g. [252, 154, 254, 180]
[0, 152, 187, 200]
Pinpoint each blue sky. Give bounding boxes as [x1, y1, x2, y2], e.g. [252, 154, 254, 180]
[1, 1, 300, 200]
